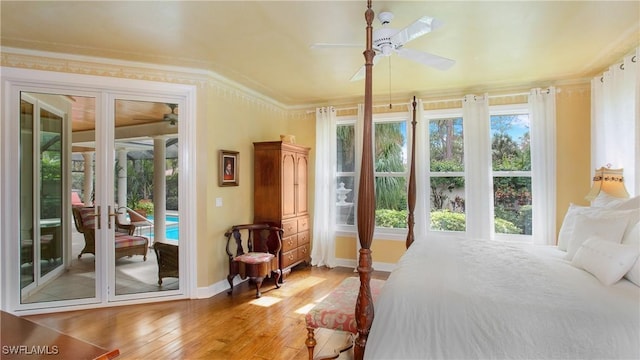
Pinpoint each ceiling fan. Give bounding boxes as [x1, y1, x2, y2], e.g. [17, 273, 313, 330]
[163, 103, 178, 125]
[313, 11, 455, 81]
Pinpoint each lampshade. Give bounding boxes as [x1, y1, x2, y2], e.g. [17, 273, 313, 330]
[584, 167, 630, 201]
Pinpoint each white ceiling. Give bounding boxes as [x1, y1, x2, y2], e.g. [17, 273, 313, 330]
[1, 1, 638, 107]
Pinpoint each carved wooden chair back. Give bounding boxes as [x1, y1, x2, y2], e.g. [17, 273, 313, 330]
[225, 223, 283, 298]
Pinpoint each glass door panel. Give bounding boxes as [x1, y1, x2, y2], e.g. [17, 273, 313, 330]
[40, 109, 63, 277]
[113, 99, 180, 296]
[20, 99, 35, 291]
[20, 92, 97, 304]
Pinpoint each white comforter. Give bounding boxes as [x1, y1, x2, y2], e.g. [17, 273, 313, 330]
[365, 237, 640, 359]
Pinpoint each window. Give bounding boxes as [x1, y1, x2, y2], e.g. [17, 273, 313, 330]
[491, 105, 531, 235]
[335, 114, 409, 235]
[374, 118, 408, 229]
[426, 103, 533, 238]
[428, 113, 465, 231]
[334, 102, 536, 240]
[336, 121, 356, 226]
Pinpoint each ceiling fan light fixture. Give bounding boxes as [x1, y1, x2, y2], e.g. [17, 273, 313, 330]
[378, 11, 394, 25]
[381, 44, 393, 56]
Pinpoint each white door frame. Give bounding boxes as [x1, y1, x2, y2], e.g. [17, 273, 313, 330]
[1, 67, 198, 314]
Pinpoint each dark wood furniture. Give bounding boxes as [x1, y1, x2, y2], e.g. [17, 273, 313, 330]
[353, 2, 416, 358]
[225, 223, 283, 298]
[153, 242, 179, 285]
[1, 310, 120, 360]
[253, 141, 310, 281]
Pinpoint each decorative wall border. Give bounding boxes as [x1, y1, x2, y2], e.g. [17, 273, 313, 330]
[1, 47, 289, 117]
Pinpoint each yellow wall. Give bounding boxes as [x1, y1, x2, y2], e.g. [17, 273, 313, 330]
[198, 98, 316, 287]
[555, 85, 592, 230]
[336, 236, 407, 264]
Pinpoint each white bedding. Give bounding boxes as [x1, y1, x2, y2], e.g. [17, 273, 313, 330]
[365, 237, 640, 359]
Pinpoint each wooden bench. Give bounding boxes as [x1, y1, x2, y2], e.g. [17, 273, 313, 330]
[305, 276, 385, 360]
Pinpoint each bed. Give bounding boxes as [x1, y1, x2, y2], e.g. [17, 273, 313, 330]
[365, 235, 640, 359]
[352, 1, 640, 359]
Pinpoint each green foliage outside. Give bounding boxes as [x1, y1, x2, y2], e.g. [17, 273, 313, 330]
[374, 123, 407, 212]
[375, 209, 521, 234]
[338, 114, 532, 234]
[134, 201, 154, 215]
[426, 115, 533, 235]
[126, 159, 154, 210]
[375, 209, 408, 228]
[430, 210, 466, 231]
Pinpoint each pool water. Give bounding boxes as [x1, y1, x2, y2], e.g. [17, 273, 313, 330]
[144, 215, 179, 240]
[164, 226, 179, 240]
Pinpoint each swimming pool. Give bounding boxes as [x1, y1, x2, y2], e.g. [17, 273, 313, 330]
[140, 215, 179, 241]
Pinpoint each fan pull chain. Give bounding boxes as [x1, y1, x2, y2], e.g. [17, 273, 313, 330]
[388, 56, 392, 109]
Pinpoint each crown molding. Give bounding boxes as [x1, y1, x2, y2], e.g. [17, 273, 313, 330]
[1, 47, 289, 115]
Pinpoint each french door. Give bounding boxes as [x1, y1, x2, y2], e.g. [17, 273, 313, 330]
[14, 87, 186, 310]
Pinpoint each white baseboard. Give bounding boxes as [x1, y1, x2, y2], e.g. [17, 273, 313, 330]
[196, 277, 247, 299]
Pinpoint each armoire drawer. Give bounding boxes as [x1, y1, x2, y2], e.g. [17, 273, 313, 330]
[297, 216, 310, 232]
[298, 231, 310, 245]
[282, 219, 298, 238]
[281, 235, 298, 252]
[281, 249, 298, 268]
[298, 243, 310, 261]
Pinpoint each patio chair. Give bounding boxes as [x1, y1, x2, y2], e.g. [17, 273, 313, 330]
[153, 242, 179, 285]
[72, 206, 148, 261]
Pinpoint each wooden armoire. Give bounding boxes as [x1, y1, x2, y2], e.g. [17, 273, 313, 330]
[253, 141, 310, 280]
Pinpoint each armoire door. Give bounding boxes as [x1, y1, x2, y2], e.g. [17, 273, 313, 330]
[281, 150, 297, 219]
[295, 152, 309, 216]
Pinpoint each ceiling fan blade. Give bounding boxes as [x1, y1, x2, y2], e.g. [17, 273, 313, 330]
[392, 16, 443, 46]
[310, 43, 361, 49]
[396, 48, 455, 70]
[350, 55, 381, 81]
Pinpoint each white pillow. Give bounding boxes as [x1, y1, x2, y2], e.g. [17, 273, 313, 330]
[571, 237, 639, 286]
[591, 192, 627, 208]
[557, 204, 590, 251]
[621, 221, 640, 286]
[608, 196, 640, 235]
[564, 210, 631, 261]
[607, 195, 640, 211]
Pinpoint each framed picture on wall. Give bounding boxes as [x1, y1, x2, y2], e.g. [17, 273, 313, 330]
[219, 150, 239, 186]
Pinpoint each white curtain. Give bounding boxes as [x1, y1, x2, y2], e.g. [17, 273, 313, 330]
[591, 47, 639, 197]
[462, 94, 494, 240]
[529, 87, 557, 245]
[311, 107, 337, 267]
[413, 99, 429, 241]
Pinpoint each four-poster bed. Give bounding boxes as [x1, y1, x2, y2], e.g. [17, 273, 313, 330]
[354, 1, 639, 359]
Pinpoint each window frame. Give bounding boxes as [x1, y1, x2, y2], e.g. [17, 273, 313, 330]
[334, 103, 534, 242]
[490, 103, 532, 241]
[335, 112, 411, 240]
[424, 108, 465, 233]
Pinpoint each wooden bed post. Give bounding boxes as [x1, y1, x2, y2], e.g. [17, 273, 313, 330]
[355, 1, 375, 359]
[406, 97, 417, 248]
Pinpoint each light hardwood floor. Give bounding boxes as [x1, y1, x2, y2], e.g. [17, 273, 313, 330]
[25, 265, 389, 360]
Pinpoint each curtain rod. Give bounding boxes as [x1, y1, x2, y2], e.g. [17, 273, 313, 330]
[308, 88, 553, 113]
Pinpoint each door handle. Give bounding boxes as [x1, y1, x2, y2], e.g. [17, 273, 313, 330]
[107, 205, 119, 229]
[92, 205, 101, 230]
